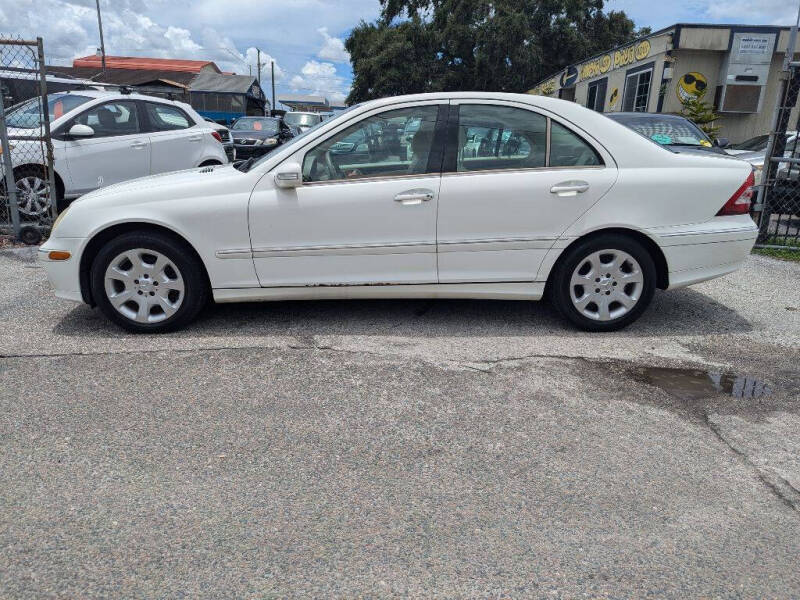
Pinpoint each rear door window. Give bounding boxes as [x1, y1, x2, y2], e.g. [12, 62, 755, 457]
[144, 102, 193, 131]
[455, 105, 544, 172]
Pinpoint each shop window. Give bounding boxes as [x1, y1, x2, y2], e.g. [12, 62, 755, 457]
[586, 78, 607, 112]
[623, 68, 652, 112]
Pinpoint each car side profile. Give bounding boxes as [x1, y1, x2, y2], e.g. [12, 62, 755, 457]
[40, 92, 758, 333]
[7, 90, 228, 216]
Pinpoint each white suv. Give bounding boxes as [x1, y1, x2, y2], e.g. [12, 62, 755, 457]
[6, 90, 228, 217]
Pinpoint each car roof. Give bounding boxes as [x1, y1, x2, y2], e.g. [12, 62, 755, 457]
[52, 89, 187, 106]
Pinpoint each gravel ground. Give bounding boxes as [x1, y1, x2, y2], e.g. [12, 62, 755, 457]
[1, 250, 799, 598]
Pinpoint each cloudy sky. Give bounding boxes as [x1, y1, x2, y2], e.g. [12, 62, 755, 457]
[1, 0, 797, 105]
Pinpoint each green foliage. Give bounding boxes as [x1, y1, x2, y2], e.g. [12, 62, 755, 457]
[346, 0, 644, 104]
[680, 91, 721, 140]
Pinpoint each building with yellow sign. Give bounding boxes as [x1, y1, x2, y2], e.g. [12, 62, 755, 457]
[528, 23, 800, 143]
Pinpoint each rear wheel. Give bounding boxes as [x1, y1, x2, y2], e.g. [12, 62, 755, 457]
[550, 234, 656, 332]
[90, 231, 208, 333]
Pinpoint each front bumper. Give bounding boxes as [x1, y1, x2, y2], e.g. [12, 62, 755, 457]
[38, 237, 86, 303]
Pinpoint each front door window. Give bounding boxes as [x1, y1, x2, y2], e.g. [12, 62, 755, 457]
[302, 105, 439, 182]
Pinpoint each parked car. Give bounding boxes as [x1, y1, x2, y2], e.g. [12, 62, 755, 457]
[737, 134, 800, 215]
[5, 90, 227, 217]
[725, 131, 797, 156]
[283, 111, 323, 132]
[40, 92, 756, 334]
[204, 118, 235, 162]
[229, 117, 297, 159]
[606, 112, 730, 155]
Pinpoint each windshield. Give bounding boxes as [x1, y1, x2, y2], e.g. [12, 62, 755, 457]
[729, 134, 770, 152]
[609, 114, 712, 148]
[231, 118, 279, 133]
[6, 93, 92, 129]
[239, 105, 360, 172]
[284, 112, 320, 127]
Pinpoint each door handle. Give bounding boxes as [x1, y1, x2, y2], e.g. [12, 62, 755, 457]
[550, 180, 590, 197]
[130, 141, 147, 149]
[394, 189, 434, 205]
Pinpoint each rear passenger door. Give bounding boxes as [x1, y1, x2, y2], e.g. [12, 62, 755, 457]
[141, 101, 204, 174]
[436, 100, 617, 283]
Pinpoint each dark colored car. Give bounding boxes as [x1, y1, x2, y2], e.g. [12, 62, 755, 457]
[230, 117, 297, 159]
[606, 112, 730, 156]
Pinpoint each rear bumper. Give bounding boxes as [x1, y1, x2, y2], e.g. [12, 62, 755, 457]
[38, 237, 86, 303]
[647, 216, 758, 289]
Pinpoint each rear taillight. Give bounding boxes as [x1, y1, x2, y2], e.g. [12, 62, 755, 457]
[717, 171, 755, 216]
[211, 131, 222, 143]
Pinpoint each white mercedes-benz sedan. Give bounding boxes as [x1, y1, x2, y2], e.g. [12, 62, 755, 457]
[39, 92, 758, 333]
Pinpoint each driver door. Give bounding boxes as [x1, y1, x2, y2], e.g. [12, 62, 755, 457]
[63, 100, 150, 195]
[248, 102, 445, 287]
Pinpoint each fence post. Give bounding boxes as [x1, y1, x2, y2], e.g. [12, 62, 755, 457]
[0, 96, 21, 238]
[36, 37, 58, 222]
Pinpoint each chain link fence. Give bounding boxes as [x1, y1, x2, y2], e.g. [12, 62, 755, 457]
[757, 59, 800, 251]
[0, 35, 56, 243]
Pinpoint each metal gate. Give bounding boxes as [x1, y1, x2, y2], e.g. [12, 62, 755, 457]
[757, 33, 800, 251]
[0, 35, 56, 242]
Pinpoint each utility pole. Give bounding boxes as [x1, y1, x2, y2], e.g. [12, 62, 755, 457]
[95, 0, 106, 73]
[271, 60, 276, 116]
[256, 48, 261, 85]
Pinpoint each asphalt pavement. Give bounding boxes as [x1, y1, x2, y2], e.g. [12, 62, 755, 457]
[1, 248, 799, 598]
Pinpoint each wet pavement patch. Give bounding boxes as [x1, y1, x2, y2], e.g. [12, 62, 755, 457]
[639, 367, 772, 400]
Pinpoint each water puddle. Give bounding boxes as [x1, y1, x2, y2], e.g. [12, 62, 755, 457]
[639, 367, 772, 401]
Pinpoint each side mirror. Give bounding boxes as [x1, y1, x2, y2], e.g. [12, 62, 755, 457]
[68, 123, 95, 137]
[274, 162, 302, 189]
[714, 137, 730, 148]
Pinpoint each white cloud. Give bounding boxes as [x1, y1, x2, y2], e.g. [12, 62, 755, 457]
[289, 59, 347, 101]
[702, 0, 798, 25]
[317, 27, 349, 63]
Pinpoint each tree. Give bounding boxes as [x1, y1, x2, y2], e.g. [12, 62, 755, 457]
[680, 91, 721, 140]
[346, 0, 646, 104]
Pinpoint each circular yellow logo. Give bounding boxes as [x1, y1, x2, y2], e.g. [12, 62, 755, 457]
[600, 55, 612, 73]
[677, 72, 708, 102]
[608, 87, 619, 108]
[635, 40, 651, 61]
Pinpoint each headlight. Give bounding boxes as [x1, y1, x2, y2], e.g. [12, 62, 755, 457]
[51, 206, 69, 234]
[254, 139, 264, 145]
[264, 137, 278, 145]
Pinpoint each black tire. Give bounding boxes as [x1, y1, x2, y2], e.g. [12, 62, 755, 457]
[90, 231, 209, 333]
[550, 234, 656, 332]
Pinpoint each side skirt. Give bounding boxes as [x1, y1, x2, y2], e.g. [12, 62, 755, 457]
[213, 282, 546, 303]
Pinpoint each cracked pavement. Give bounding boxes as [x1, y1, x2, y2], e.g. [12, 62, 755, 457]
[1, 249, 799, 598]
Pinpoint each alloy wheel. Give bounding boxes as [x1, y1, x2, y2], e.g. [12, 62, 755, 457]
[104, 248, 185, 324]
[569, 249, 644, 321]
[16, 175, 51, 217]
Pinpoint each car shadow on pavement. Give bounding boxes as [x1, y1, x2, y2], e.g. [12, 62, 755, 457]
[53, 286, 753, 339]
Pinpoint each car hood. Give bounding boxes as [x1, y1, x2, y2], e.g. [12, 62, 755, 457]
[736, 150, 766, 166]
[71, 164, 247, 208]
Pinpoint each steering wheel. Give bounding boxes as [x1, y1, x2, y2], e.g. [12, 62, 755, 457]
[324, 149, 344, 179]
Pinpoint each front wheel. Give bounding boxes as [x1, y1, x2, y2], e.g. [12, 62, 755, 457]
[90, 231, 209, 333]
[550, 234, 656, 332]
